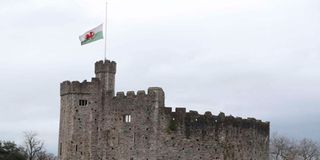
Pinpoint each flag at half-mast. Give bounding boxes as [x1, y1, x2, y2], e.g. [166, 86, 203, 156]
[79, 24, 103, 45]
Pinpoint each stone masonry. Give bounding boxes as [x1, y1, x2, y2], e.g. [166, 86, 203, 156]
[58, 60, 270, 160]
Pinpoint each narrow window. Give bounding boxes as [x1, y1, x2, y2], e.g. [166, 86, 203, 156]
[79, 100, 88, 106]
[123, 115, 131, 123]
[60, 143, 62, 155]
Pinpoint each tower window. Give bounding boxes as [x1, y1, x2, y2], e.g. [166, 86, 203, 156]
[79, 100, 88, 106]
[123, 115, 131, 123]
[59, 143, 62, 155]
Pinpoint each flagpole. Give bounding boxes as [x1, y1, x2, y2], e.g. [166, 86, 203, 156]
[104, 1, 107, 61]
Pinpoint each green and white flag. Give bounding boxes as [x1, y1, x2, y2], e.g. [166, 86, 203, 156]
[79, 24, 104, 45]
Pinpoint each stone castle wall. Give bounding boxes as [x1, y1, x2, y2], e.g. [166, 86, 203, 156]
[58, 60, 270, 160]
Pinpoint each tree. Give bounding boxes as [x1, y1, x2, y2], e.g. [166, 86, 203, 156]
[270, 133, 291, 160]
[298, 138, 319, 160]
[23, 131, 44, 160]
[37, 150, 57, 160]
[0, 141, 26, 160]
[45, 153, 57, 160]
[270, 133, 300, 160]
[281, 141, 299, 160]
[270, 133, 320, 160]
[0, 132, 57, 160]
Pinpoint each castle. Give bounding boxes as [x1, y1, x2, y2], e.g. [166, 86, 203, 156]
[58, 60, 270, 160]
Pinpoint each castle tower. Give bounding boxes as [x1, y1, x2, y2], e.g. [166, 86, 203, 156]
[58, 60, 117, 160]
[94, 60, 116, 95]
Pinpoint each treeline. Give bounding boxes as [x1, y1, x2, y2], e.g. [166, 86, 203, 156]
[270, 133, 320, 160]
[0, 131, 57, 160]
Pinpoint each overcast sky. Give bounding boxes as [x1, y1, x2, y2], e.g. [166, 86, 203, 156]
[0, 0, 320, 154]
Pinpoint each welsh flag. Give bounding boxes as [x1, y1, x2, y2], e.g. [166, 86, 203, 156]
[79, 24, 103, 45]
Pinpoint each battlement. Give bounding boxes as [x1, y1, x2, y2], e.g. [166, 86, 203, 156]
[95, 60, 116, 74]
[114, 90, 147, 98]
[60, 78, 99, 96]
[113, 87, 165, 104]
[162, 107, 269, 133]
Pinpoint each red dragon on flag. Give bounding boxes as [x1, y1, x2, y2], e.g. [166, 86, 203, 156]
[85, 32, 95, 40]
[79, 24, 103, 45]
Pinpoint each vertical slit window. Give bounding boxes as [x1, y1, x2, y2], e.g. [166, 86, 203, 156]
[60, 143, 62, 155]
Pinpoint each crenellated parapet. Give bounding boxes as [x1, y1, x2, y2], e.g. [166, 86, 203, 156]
[161, 106, 269, 134]
[113, 87, 164, 102]
[223, 116, 270, 134]
[95, 60, 116, 74]
[60, 78, 99, 96]
[114, 90, 147, 99]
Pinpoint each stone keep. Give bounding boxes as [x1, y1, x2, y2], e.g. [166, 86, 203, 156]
[58, 60, 270, 160]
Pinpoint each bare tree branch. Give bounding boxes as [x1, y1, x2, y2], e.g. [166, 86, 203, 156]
[270, 133, 320, 160]
[23, 131, 44, 160]
[298, 138, 319, 160]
